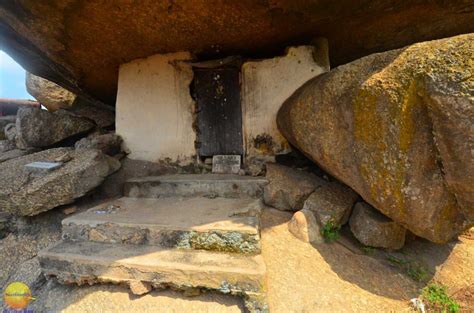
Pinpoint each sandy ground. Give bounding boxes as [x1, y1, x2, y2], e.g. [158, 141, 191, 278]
[0, 201, 473, 312]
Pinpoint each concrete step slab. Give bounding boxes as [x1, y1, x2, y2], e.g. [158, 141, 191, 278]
[123, 174, 267, 199]
[62, 197, 262, 254]
[39, 240, 267, 311]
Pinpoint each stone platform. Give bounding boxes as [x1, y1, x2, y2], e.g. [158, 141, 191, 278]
[124, 174, 267, 199]
[62, 196, 262, 254]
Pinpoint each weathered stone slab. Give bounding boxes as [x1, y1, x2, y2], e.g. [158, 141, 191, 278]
[38, 240, 266, 309]
[62, 197, 262, 254]
[212, 155, 241, 174]
[124, 174, 267, 199]
[0, 147, 120, 216]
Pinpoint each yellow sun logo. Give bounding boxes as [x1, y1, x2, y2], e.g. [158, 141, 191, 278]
[3, 282, 35, 310]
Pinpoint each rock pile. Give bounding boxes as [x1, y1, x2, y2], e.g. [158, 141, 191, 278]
[0, 76, 122, 217]
[277, 34, 473, 243]
[264, 164, 408, 249]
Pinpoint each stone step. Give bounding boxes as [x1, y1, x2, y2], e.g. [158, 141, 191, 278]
[62, 197, 262, 254]
[123, 174, 267, 199]
[39, 241, 267, 310]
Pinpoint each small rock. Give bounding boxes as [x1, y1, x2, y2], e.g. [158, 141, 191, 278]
[0, 116, 16, 140]
[75, 133, 122, 156]
[88, 229, 108, 242]
[264, 163, 325, 211]
[349, 202, 406, 250]
[303, 181, 358, 227]
[55, 152, 73, 163]
[288, 209, 323, 243]
[183, 288, 201, 297]
[129, 281, 152, 295]
[62, 206, 77, 215]
[4, 123, 17, 141]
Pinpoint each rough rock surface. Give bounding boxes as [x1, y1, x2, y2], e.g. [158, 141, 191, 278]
[287, 209, 323, 243]
[75, 133, 122, 156]
[349, 202, 406, 250]
[1, 2, 473, 104]
[16, 107, 95, 149]
[69, 101, 115, 129]
[0, 140, 15, 153]
[26, 72, 76, 112]
[303, 181, 358, 227]
[263, 163, 325, 211]
[0, 148, 37, 163]
[4, 123, 17, 141]
[0, 147, 120, 216]
[278, 34, 473, 243]
[0, 116, 16, 140]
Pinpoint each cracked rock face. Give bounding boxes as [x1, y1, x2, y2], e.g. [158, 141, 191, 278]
[278, 34, 474, 243]
[0, 147, 120, 216]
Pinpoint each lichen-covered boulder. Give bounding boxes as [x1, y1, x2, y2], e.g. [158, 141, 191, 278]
[0, 147, 120, 216]
[349, 202, 406, 250]
[303, 181, 358, 227]
[278, 34, 473, 243]
[16, 107, 95, 149]
[263, 163, 325, 211]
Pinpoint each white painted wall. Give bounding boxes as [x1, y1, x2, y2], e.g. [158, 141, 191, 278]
[241, 44, 329, 160]
[116, 52, 196, 163]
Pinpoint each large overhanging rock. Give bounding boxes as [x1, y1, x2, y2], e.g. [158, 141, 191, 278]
[0, 148, 120, 216]
[1, 1, 473, 104]
[25, 73, 115, 128]
[277, 34, 473, 243]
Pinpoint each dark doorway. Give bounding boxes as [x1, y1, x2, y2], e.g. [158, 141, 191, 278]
[194, 68, 243, 157]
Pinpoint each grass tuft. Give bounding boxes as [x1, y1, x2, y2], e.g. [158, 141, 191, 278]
[321, 221, 340, 242]
[421, 284, 460, 313]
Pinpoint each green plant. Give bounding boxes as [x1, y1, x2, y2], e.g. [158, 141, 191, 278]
[386, 255, 429, 282]
[422, 284, 460, 313]
[321, 221, 340, 242]
[407, 265, 429, 283]
[362, 246, 375, 255]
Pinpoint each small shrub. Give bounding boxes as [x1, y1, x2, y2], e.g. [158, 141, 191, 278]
[422, 284, 460, 313]
[321, 221, 340, 242]
[362, 246, 375, 255]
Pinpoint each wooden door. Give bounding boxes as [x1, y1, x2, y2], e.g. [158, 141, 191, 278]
[194, 68, 243, 157]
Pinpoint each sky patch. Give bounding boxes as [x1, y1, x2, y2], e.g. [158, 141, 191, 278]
[0, 50, 33, 99]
